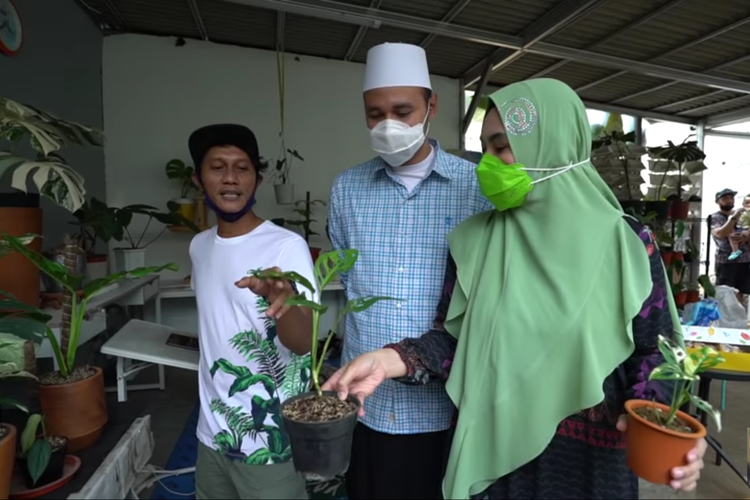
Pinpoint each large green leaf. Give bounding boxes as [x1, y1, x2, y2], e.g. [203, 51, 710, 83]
[1, 233, 80, 291]
[689, 394, 721, 432]
[26, 439, 52, 487]
[20, 413, 43, 456]
[82, 263, 178, 297]
[315, 249, 358, 284]
[248, 268, 315, 297]
[0, 317, 47, 344]
[284, 294, 328, 313]
[343, 296, 399, 314]
[0, 233, 37, 259]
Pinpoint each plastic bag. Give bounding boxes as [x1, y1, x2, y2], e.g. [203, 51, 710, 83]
[714, 285, 748, 329]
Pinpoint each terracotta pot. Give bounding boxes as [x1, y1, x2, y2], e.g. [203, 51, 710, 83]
[0, 207, 42, 306]
[0, 424, 16, 500]
[309, 247, 321, 262]
[624, 400, 706, 485]
[672, 252, 684, 262]
[686, 290, 700, 304]
[669, 200, 690, 220]
[39, 367, 107, 452]
[674, 291, 687, 307]
[660, 251, 674, 265]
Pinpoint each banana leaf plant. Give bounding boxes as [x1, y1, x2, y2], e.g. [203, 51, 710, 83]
[646, 335, 723, 431]
[249, 249, 398, 396]
[0, 97, 104, 212]
[2, 233, 178, 377]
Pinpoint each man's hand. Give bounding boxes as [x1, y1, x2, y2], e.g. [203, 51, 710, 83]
[235, 267, 296, 319]
[732, 207, 746, 221]
[616, 415, 706, 491]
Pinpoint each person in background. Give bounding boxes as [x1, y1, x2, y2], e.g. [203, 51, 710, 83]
[324, 79, 706, 499]
[188, 124, 315, 499]
[710, 188, 750, 303]
[727, 194, 750, 260]
[327, 42, 491, 499]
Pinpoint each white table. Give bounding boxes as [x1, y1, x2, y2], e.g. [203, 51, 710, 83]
[39, 276, 160, 370]
[101, 319, 199, 402]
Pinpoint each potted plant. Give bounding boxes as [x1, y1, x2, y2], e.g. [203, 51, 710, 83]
[591, 130, 647, 215]
[625, 335, 722, 484]
[653, 227, 675, 264]
[0, 97, 104, 306]
[16, 413, 67, 490]
[3, 232, 178, 452]
[648, 136, 706, 220]
[107, 203, 196, 272]
[272, 149, 303, 205]
[285, 191, 326, 261]
[69, 197, 120, 281]
[685, 283, 701, 304]
[165, 159, 198, 222]
[249, 249, 397, 480]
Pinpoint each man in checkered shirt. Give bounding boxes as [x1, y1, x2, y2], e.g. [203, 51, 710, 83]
[327, 42, 491, 499]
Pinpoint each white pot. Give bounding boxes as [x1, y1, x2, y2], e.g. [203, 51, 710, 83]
[86, 256, 109, 282]
[113, 248, 147, 273]
[274, 184, 295, 205]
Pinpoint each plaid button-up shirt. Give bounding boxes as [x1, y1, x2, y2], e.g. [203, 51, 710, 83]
[328, 141, 492, 434]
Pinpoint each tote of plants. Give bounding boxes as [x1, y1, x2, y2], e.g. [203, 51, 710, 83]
[624, 335, 723, 484]
[2, 233, 178, 452]
[249, 249, 397, 480]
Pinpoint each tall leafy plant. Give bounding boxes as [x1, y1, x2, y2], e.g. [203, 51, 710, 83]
[2, 233, 178, 377]
[250, 249, 397, 396]
[165, 159, 197, 199]
[648, 135, 706, 201]
[0, 97, 104, 212]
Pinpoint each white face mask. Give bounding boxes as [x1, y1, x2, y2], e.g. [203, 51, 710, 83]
[369, 107, 430, 167]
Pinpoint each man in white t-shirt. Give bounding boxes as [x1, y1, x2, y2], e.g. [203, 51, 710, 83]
[187, 124, 315, 499]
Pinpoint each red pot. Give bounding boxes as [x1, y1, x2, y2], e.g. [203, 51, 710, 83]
[672, 252, 684, 262]
[661, 251, 674, 265]
[674, 291, 687, 307]
[309, 247, 321, 262]
[669, 201, 690, 220]
[686, 290, 700, 304]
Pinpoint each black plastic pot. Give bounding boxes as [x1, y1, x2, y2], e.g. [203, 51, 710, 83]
[281, 391, 360, 481]
[618, 200, 644, 216]
[643, 201, 671, 221]
[0, 192, 40, 208]
[18, 439, 67, 489]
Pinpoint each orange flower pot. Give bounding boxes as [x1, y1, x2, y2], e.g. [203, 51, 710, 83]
[674, 291, 687, 307]
[624, 400, 706, 485]
[686, 290, 700, 304]
[672, 252, 684, 262]
[0, 424, 16, 500]
[661, 251, 674, 265]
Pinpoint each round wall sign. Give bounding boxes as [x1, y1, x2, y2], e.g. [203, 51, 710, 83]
[0, 0, 22, 56]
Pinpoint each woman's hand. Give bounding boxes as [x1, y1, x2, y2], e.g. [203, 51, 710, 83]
[322, 348, 407, 416]
[616, 415, 706, 491]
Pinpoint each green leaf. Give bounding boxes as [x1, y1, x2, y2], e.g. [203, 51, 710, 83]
[343, 296, 399, 314]
[284, 294, 328, 313]
[315, 249, 358, 281]
[245, 448, 272, 465]
[210, 358, 250, 379]
[688, 394, 721, 432]
[82, 263, 178, 297]
[0, 233, 37, 259]
[228, 373, 275, 398]
[0, 317, 46, 344]
[248, 269, 315, 297]
[26, 438, 52, 487]
[21, 414, 43, 456]
[0, 397, 27, 412]
[1, 233, 80, 291]
[656, 335, 686, 365]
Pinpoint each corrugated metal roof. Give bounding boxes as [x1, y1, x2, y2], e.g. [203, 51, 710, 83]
[75, 0, 750, 125]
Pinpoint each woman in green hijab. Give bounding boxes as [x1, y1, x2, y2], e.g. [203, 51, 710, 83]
[323, 79, 707, 499]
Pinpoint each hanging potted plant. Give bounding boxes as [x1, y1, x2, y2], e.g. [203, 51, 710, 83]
[591, 130, 647, 215]
[165, 159, 198, 223]
[648, 135, 706, 221]
[3, 233, 178, 452]
[625, 336, 722, 484]
[273, 149, 303, 205]
[0, 97, 104, 306]
[285, 191, 326, 261]
[249, 250, 397, 480]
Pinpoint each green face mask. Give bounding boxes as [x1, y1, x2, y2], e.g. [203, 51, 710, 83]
[475, 153, 533, 212]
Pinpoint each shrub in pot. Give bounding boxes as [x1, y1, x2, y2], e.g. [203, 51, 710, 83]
[625, 335, 722, 484]
[17, 414, 67, 489]
[249, 249, 397, 480]
[3, 233, 178, 451]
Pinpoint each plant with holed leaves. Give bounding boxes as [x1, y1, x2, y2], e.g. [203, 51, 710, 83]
[0, 97, 104, 212]
[249, 249, 397, 396]
[646, 335, 723, 431]
[2, 233, 178, 378]
[165, 159, 198, 199]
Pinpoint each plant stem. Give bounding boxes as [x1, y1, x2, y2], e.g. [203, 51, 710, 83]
[135, 216, 152, 249]
[310, 310, 322, 396]
[140, 227, 167, 249]
[59, 238, 78, 370]
[666, 379, 686, 426]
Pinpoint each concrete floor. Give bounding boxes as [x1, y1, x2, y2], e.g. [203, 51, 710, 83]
[125, 367, 749, 499]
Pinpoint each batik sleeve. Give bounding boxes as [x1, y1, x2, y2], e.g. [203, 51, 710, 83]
[623, 222, 676, 404]
[384, 254, 459, 386]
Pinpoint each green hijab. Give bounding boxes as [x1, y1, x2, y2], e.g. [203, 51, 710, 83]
[442, 79, 676, 499]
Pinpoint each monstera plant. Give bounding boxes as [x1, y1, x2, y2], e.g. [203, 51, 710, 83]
[0, 97, 104, 212]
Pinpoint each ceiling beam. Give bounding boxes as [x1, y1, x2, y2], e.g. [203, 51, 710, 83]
[677, 94, 750, 117]
[187, 0, 209, 41]
[462, 61, 492, 135]
[527, 0, 689, 80]
[652, 90, 727, 112]
[461, 0, 609, 88]
[420, 0, 474, 49]
[225, 0, 750, 94]
[575, 13, 750, 93]
[344, 0, 382, 61]
[610, 51, 750, 105]
[102, 0, 129, 31]
[706, 105, 750, 128]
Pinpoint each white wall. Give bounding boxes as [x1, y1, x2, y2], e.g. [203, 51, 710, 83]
[102, 34, 461, 330]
